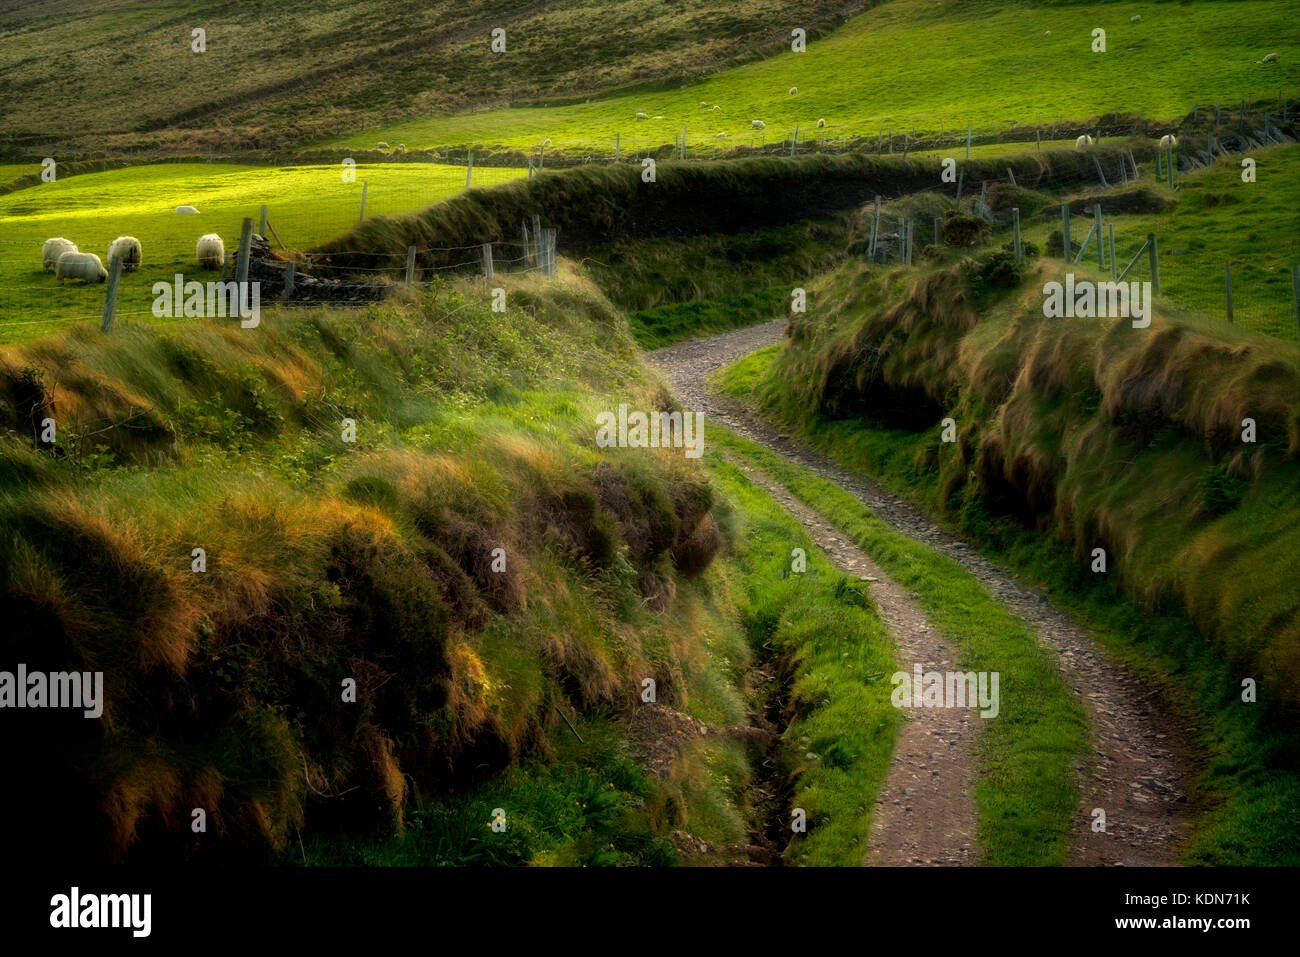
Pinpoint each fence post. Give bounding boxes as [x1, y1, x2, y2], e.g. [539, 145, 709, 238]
[1036, 127, 1041, 152]
[907, 218, 914, 265]
[934, 216, 942, 247]
[956, 168, 964, 202]
[100, 255, 123, 333]
[1264, 112, 1272, 144]
[405, 246, 417, 285]
[466, 150, 473, 188]
[532, 215, 542, 271]
[1012, 208, 1022, 262]
[1095, 204, 1104, 269]
[615, 133, 620, 161]
[1148, 233, 1160, 296]
[359, 182, 367, 223]
[1062, 205, 1072, 260]
[1166, 147, 1174, 189]
[1108, 224, 1117, 279]
[521, 221, 530, 267]
[1225, 260, 1234, 323]
[483, 243, 494, 284]
[538, 143, 546, 170]
[966, 123, 971, 160]
[792, 123, 799, 155]
[259, 204, 267, 236]
[1007, 166, 1016, 186]
[236, 217, 254, 287]
[868, 195, 881, 259]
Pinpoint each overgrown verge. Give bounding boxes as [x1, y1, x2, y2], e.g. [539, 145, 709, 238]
[718, 252, 1300, 863]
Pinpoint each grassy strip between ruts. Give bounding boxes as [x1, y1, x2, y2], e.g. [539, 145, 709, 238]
[709, 420, 1090, 866]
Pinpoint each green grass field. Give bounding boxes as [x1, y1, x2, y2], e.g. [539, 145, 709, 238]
[0, 161, 525, 339]
[328, 0, 1300, 155]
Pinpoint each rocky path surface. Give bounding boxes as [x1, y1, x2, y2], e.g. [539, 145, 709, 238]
[649, 320, 1195, 866]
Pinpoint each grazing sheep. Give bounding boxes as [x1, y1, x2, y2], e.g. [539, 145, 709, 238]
[55, 251, 107, 283]
[175, 205, 199, 215]
[817, 118, 826, 128]
[107, 236, 141, 272]
[1044, 29, 1051, 36]
[1158, 134, 1178, 150]
[196, 233, 225, 270]
[1075, 134, 1095, 149]
[712, 105, 721, 111]
[377, 141, 390, 150]
[636, 112, 648, 120]
[700, 101, 708, 108]
[752, 119, 766, 130]
[394, 144, 407, 154]
[652, 115, 664, 120]
[42, 237, 77, 270]
[789, 87, 798, 95]
[1130, 14, 1141, 23]
[715, 132, 728, 138]
[1259, 52, 1279, 64]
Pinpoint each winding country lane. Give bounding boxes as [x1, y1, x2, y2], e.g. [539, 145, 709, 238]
[649, 319, 1196, 865]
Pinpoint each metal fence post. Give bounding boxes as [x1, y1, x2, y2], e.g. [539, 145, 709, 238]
[532, 215, 542, 271]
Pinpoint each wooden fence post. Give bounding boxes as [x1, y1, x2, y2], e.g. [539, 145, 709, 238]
[359, 182, 367, 223]
[101, 255, 123, 333]
[1007, 167, 1016, 186]
[259, 204, 267, 236]
[405, 246, 417, 285]
[483, 243, 494, 283]
[538, 143, 546, 170]
[1225, 260, 1234, 323]
[466, 150, 474, 188]
[1148, 233, 1160, 295]
[966, 123, 971, 160]
[1166, 147, 1174, 189]
[615, 133, 620, 161]
[934, 216, 942, 247]
[1012, 208, 1021, 262]
[236, 217, 254, 287]
[520, 221, 530, 268]
[1095, 204, 1104, 269]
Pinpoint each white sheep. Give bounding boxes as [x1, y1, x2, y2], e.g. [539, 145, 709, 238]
[377, 141, 390, 150]
[715, 132, 728, 138]
[196, 233, 225, 270]
[652, 115, 664, 120]
[42, 237, 77, 270]
[635, 112, 648, 120]
[1075, 134, 1095, 149]
[394, 144, 407, 154]
[700, 101, 708, 108]
[1158, 134, 1178, 150]
[55, 251, 107, 283]
[1044, 29, 1051, 36]
[107, 236, 141, 272]
[817, 118, 826, 128]
[1130, 14, 1141, 23]
[711, 105, 721, 111]
[752, 119, 767, 130]
[1259, 52, 1279, 64]
[789, 87, 798, 95]
[175, 205, 199, 215]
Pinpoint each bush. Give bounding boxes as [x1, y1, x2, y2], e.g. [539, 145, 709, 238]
[941, 209, 992, 247]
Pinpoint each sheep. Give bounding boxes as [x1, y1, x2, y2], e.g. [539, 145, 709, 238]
[1044, 29, 1051, 36]
[789, 86, 798, 95]
[107, 236, 141, 272]
[196, 233, 225, 270]
[652, 115, 664, 120]
[377, 141, 390, 150]
[1075, 134, 1094, 149]
[55, 251, 107, 283]
[394, 144, 407, 154]
[1130, 14, 1141, 22]
[752, 119, 766, 130]
[711, 105, 721, 111]
[1158, 134, 1178, 150]
[817, 118, 826, 128]
[1259, 52, 1279, 64]
[715, 132, 728, 138]
[700, 101, 708, 108]
[175, 205, 199, 215]
[636, 112, 648, 120]
[42, 237, 77, 270]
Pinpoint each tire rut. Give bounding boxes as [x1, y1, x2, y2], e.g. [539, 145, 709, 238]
[649, 320, 1196, 866]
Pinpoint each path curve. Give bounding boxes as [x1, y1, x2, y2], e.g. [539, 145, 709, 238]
[650, 320, 1196, 866]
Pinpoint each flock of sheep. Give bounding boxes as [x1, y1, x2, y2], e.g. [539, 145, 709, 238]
[637, 87, 829, 140]
[40, 234, 225, 283]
